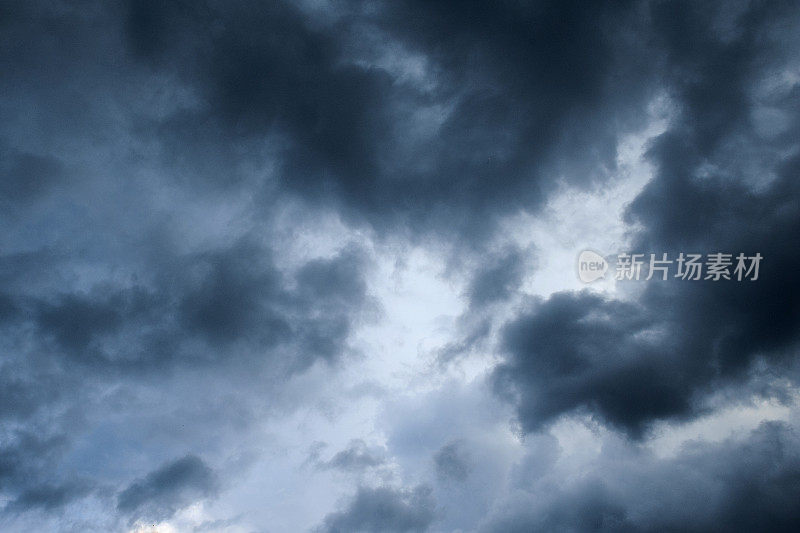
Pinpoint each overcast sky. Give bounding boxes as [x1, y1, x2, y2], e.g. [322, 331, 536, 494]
[1, 1, 800, 532]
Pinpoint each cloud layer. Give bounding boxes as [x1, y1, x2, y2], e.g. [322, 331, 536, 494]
[1, 0, 799, 531]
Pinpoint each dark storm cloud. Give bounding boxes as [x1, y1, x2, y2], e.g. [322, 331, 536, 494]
[364, 0, 656, 236]
[1, 0, 799, 529]
[318, 485, 436, 533]
[482, 422, 800, 533]
[0, 0, 788, 249]
[112, 0, 661, 242]
[494, 157, 800, 436]
[493, 0, 800, 436]
[494, 291, 695, 436]
[121, 0, 396, 195]
[117, 455, 217, 522]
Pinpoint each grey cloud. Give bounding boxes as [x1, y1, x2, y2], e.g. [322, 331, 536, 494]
[0, 433, 66, 491]
[0, 145, 64, 205]
[0, 219, 373, 518]
[175, 242, 288, 347]
[117, 454, 217, 523]
[5, 481, 94, 513]
[433, 440, 471, 483]
[0, 370, 62, 422]
[0, 236, 374, 518]
[317, 440, 386, 473]
[485, 481, 633, 533]
[0, 292, 18, 323]
[466, 247, 528, 308]
[35, 291, 128, 355]
[438, 245, 531, 364]
[318, 485, 436, 533]
[0, 431, 91, 519]
[1, 239, 372, 373]
[482, 422, 800, 533]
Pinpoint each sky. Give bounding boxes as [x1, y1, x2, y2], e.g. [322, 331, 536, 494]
[1, 1, 800, 532]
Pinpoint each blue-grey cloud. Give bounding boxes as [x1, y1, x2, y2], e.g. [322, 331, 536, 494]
[117, 455, 217, 523]
[316, 440, 387, 473]
[482, 422, 800, 533]
[0, 0, 798, 530]
[5, 481, 94, 514]
[433, 440, 471, 483]
[493, 0, 800, 437]
[318, 485, 436, 533]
